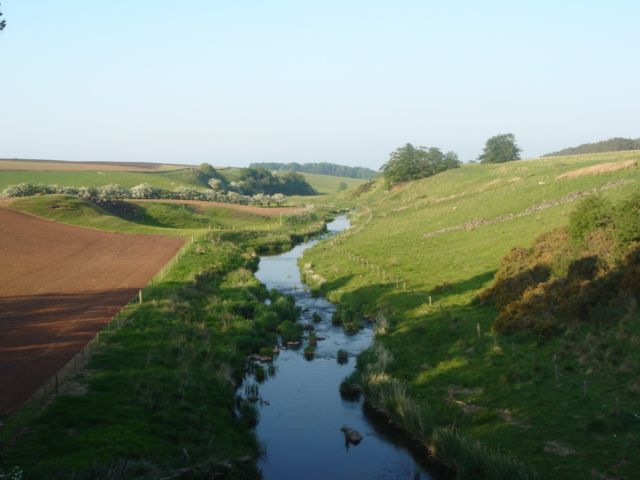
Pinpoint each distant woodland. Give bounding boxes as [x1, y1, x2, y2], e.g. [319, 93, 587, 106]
[249, 162, 378, 179]
[545, 137, 640, 157]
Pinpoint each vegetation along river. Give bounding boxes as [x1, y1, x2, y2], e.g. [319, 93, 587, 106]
[246, 216, 441, 480]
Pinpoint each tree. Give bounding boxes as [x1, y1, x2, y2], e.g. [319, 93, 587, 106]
[479, 133, 521, 164]
[0, 3, 6, 32]
[381, 143, 460, 186]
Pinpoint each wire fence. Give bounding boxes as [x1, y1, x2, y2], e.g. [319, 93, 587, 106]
[322, 213, 640, 422]
[14, 232, 207, 418]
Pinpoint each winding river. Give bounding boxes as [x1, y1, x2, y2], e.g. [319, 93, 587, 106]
[248, 216, 438, 480]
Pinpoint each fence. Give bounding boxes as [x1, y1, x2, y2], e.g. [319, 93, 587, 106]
[321, 210, 640, 423]
[13, 231, 208, 418]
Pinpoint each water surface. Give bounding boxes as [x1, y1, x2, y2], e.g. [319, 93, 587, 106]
[249, 216, 436, 480]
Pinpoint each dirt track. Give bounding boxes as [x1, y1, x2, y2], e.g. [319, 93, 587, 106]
[0, 208, 183, 415]
[132, 199, 308, 216]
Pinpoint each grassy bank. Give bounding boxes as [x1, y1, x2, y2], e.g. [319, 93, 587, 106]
[0, 199, 331, 479]
[302, 151, 640, 479]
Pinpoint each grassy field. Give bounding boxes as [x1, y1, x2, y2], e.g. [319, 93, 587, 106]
[302, 151, 640, 479]
[0, 158, 188, 171]
[0, 164, 369, 199]
[8, 195, 317, 236]
[1, 196, 330, 479]
[0, 168, 213, 191]
[296, 172, 369, 194]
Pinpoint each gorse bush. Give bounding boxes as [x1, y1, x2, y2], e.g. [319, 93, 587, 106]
[615, 192, 640, 246]
[568, 195, 614, 244]
[487, 193, 640, 336]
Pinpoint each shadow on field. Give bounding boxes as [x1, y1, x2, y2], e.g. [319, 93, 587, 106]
[0, 288, 139, 415]
[428, 270, 496, 302]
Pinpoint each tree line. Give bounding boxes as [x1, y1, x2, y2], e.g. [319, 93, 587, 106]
[381, 133, 521, 186]
[544, 137, 640, 157]
[201, 164, 316, 196]
[249, 162, 378, 179]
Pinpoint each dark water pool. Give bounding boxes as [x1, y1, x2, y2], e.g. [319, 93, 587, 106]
[247, 216, 438, 480]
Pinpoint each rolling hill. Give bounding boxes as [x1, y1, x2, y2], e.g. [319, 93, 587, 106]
[302, 150, 640, 479]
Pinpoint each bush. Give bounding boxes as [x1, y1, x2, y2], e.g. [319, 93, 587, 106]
[277, 320, 303, 343]
[568, 195, 614, 244]
[614, 192, 640, 246]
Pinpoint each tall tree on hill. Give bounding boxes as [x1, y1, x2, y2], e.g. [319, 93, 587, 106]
[479, 133, 521, 164]
[0, 3, 6, 32]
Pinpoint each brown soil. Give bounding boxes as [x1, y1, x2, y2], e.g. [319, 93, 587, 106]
[132, 199, 308, 216]
[555, 160, 638, 180]
[0, 208, 183, 415]
[0, 158, 188, 172]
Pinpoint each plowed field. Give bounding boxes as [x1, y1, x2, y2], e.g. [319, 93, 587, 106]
[0, 208, 183, 414]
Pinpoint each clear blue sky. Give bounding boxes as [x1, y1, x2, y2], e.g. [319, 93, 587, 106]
[1, 1, 639, 169]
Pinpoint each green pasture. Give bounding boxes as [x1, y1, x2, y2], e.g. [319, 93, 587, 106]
[302, 151, 640, 479]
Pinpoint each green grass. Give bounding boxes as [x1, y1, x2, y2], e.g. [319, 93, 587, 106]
[9, 195, 316, 237]
[302, 151, 640, 479]
[1, 200, 330, 479]
[0, 167, 210, 191]
[296, 172, 368, 194]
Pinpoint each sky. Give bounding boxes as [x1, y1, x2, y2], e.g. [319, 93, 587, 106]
[1, 1, 639, 169]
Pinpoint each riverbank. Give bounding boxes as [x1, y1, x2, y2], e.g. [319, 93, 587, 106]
[244, 216, 445, 480]
[0, 213, 330, 479]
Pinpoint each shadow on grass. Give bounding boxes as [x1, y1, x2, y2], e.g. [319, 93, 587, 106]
[428, 270, 496, 301]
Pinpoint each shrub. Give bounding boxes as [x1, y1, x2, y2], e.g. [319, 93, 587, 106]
[568, 195, 614, 244]
[614, 192, 640, 246]
[277, 320, 303, 343]
[130, 183, 159, 199]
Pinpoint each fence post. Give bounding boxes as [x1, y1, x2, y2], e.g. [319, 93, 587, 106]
[476, 323, 481, 337]
[139, 290, 143, 303]
[429, 295, 432, 307]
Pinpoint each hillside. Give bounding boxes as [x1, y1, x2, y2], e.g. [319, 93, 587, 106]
[544, 137, 640, 157]
[302, 151, 640, 479]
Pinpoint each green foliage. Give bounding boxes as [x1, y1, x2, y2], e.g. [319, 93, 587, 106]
[277, 320, 303, 343]
[249, 161, 378, 179]
[615, 192, 640, 245]
[237, 168, 316, 196]
[382, 143, 460, 186]
[567, 195, 614, 243]
[479, 133, 521, 164]
[545, 137, 640, 157]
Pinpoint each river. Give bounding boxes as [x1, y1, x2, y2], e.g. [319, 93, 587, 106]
[247, 215, 437, 480]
